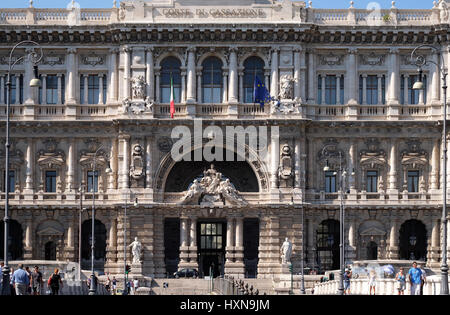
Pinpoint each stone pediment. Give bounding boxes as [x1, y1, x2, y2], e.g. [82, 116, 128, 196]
[79, 151, 108, 168]
[37, 152, 65, 168]
[401, 153, 428, 168]
[360, 226, 386, 237]
[360, 151, 387, 169]
[37, 226, 64, 236]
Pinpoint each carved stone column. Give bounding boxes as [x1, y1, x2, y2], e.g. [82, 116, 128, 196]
[307, 49, 316, 104]
[23, 219, 33, 260]
[186, 46, 196, 104]
[429, 217, 441, 267]
[347, 48, 358, 105]
[145, 47, 154, 102]
[270, 48, 279, 98]
[145, 137, 153, 191]
[347, 215, 357, 262]
[178, 217, 190, 268]
[188, 217, 198, 266]
[119, 135, 130, 190]
[57, 73, 63, 105]
[387, 48, 400, 106]
[270, 127, 280, 200]
[65, 221, 76, 261]
[388, 140, 399, 199]
[388, 216, 399, 259]
[66, 139, 75, 193]
[98, 74, 104, 105]
[24, 138, 34, 196]
[430, 138, 440, 192]
[122, 46, 131, 100]
[431, 52, 441, 105]
[225, 217, 234, 264]
[23, 48, 34, 105]
[293, 48, 301, 101]
[66, 48, 77, 105]
[108, 48, 118, 103]
[228, 47, 238, 104]
[106, 218, 118, 265]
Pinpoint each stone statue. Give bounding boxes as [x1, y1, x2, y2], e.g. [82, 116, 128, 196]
[280, 237, 292, 264]
[219, 179, 248, 206]
[131, 76, 146, 100]
[179, 179, 204, 205]
[279, 75, 295, 100]
[128, 237, 142, 264]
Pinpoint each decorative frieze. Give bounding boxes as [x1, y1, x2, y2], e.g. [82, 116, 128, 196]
[360, 52, 385, 66]
[80, 52, 105, 66]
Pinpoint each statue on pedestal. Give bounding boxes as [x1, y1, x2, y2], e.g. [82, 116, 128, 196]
[280, 237, 292, 264]
[128, 237, 142, 264]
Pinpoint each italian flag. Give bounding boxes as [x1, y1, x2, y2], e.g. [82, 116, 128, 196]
[170, 77, 175, 119]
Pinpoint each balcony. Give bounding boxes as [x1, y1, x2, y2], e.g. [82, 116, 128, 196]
[0, 102, 445, 121]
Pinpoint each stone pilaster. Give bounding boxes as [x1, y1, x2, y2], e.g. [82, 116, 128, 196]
[153, 212, 166, 277]
[108, 48, 119, 104]
[178, 217, 190, 269]
[258, 216, 281, 278]
[429, 217, 441, 268]
[66, 48, 77, 105]
[119, 134, 130, 190]
[388, 216, 400, 259]
[387, 48, 400, 119]
[188, 217, 198, 266]
[270, 48, 279, 98]
[145, 47, 154, 102]
[387, 139, 399, 199]
[23, 218, 33, 260]
[142, 212, 155, 277]
[24, 138, 34, 199]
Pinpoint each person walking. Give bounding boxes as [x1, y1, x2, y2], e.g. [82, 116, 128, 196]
[408, 262, 422, 296]
[31, 266, 43, 296]
[112, 276, 117, 295]
[105, 275, 111, 294]
[343, 268, 352, 295]
[418, 264, 426, 295]
[11, 264, 30, 295]
[368, 269, 377, 295]
[48, 268, 63, 295]
[395, 267, 406, 295]
[25, 266, 32, 294]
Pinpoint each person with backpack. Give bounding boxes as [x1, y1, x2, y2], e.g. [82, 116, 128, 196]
[48, 268, 63, 295]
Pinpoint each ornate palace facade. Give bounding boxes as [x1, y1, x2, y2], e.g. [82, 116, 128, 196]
[1, 0, 450, 278]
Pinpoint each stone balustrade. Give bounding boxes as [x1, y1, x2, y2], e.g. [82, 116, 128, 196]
[0, 103, 447, 121]
[313, 276, 450, 295]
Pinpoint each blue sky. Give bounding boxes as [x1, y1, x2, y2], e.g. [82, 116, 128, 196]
[0, 0, 437, 9]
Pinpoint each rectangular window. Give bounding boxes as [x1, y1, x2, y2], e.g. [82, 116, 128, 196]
[401, 75, 427, 105]
[367, 170, 378, 193]
[45, 170, 57, 193]
[325, 171, 336, 193]
[161, 86, 181, 103]
[46, 75, 58, 104]
[88, 75, 99, 104]
[3, 170, 15, 193]
[407, 170, 419, 193]
[325, 75, 336, 105]
[366, 76, 378, 105]
[7, 74, 22, 104]
[87, 170, 99, 193]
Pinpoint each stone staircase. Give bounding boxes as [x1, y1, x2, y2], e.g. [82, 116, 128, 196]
[151, 279, 212, 295]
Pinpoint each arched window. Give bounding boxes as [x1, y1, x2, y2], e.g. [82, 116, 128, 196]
[202, 57, 223, 103]
[243, 56, 265, 103]
[81, 219, 107, 267]
[160, 57, 181, 103]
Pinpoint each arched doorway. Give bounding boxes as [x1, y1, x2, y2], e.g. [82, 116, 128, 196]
[316, 219, 340, 273]
[0, 220, 23, 260]
[367, 241, 378, 260]
[243, 218, 260, 278]
[45, 241, 56, 260]
[81, 219, 107, 270]
[164, 218, 180, 276]
[399, 219, 427, 261]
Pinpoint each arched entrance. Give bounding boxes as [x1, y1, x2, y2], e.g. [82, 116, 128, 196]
[243, 218, 259, 278]
[81, 219, 107, 270]
[316, 219, 340, 273]
[399, 219, 427, 261]
[0, 220, 23, 260]
[45, 241, 56, 260]
[164, 218, 180, 276]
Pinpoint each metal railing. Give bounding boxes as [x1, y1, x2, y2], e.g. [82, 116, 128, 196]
[214, 276, 259, 295]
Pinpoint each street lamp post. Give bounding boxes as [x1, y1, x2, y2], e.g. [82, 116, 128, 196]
[78, 185, 86, 281]
[322, 145, 347, 295]
[123, 191, 138, 295]
[411, 45, 449, 295]
[88, 144, 111, 295]
[292, 191, 306, 294]
[2, 41, 42, 296]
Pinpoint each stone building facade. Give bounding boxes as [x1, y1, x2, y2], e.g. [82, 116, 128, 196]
[0, 0, 450, 278]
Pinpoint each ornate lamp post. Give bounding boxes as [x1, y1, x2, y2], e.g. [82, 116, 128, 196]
[321, 145, 348, 295]
[88, 144, 111, 295]
[2, 41, 42, 296]
[123, 190, 138, 295]
[411, 44, 449, 295]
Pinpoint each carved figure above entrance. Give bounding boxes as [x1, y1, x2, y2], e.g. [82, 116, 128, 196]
[178, 164, 247, 206]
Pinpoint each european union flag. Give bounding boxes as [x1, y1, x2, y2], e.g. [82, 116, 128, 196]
[253, 76, 271, 108]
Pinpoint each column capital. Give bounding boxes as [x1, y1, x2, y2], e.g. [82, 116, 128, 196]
[187, 45, 196, 53]
[109, 47, 120, 54]
[122, 45, 132, 53]
[293, 46, 303, 53]
[67, 47, 77, 54]
[56, 73, 63, 77]
[361, 73, 368, 78]
[389, 48, 400, 54]
[348, 47, 358, 55]
[229, 46, 238, 53]
[144, 46, 154, 53]
[271, 47, 280, 53]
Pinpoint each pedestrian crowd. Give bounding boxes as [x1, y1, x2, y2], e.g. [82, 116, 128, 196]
[0, 264, 63, 295]
[340, 261, 427, 295]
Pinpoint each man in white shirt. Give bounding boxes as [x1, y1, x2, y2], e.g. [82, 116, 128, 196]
[133, 278, 139, 295]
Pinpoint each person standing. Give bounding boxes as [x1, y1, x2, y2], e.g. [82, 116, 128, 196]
[11, 264, 30, 295]
[25, 266, 32, 294]
[31, 266, 43, 295]
[418, 264, 426, 295]
[368, 269, 377, 295]
[105, 275, 111, 294]
[9, 267, 15, 296]
[408, 262, 422, 296]
[133, 278, 139, 295]
[343, 268, 352, 295]
[112, 276, 117, 295]
[395, 267, 406, 295]
[48, 268, 63, 295]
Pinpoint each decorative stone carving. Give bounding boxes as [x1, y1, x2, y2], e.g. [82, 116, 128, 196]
[81, 53, 105, 66]
[0, 56, 23, 65]
[0, 140, 23, 168]
[401, 140, 428, 169]
[319, 52, 343, 66]
[130, 144, 145, 180]
[79, 140, 108, 169]
[128, 237, 142, 264]
[439, 0, 449, 23]
[37, 139, 65, 169]
[271, 99, 300, 115]
[280, 237, 292, 264]
[279, 74, 295, 100]
[278, 144, 293, 187]
[178, 164, 247, 206]
[157, 137, 173, 153]
[360, 138, 387, 169]
[131, 75, 146, 99]
[360, 53, 385, 66]
[41, 52, 64, 66]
